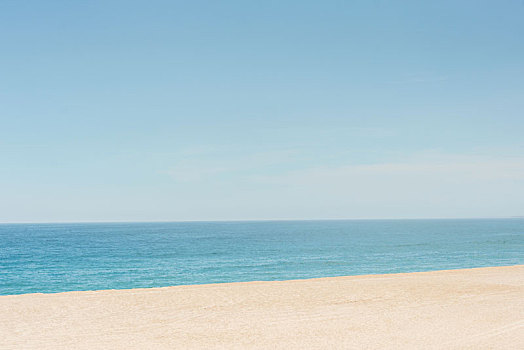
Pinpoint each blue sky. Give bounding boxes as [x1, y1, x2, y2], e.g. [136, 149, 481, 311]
[1, 0, 523, 222]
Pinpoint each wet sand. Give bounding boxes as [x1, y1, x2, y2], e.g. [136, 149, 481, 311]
[1, 265, 523, 349]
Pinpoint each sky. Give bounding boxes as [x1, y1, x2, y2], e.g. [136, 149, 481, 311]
[1, 0, 523, 222]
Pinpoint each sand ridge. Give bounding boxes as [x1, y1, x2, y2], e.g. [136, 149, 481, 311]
[1, 265, 523, 349]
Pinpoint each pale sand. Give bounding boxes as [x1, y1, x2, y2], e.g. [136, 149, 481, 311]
[1, 266, 523, 349]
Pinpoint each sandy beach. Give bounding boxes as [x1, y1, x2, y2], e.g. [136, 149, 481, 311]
[1, 265, 522, 349]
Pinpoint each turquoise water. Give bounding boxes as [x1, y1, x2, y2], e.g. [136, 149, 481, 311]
[0, 219, 522, 295]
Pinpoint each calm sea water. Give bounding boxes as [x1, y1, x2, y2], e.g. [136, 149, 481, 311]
[0, 219, 522, 295]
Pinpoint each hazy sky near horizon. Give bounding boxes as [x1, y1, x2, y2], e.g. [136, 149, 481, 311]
[1, 0, 524, 222]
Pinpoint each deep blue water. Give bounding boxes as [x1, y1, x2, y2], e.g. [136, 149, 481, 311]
[0, 219, 523, 295]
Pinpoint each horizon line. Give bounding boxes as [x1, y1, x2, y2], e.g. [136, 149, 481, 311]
[1, 216, 523, 225]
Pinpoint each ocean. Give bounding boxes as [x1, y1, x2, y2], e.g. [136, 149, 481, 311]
[1, 219, 522, 295]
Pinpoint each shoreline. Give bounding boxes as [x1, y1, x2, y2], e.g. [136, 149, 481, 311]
[1, 264, 522, 297]
[1, 265, 523, 349]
